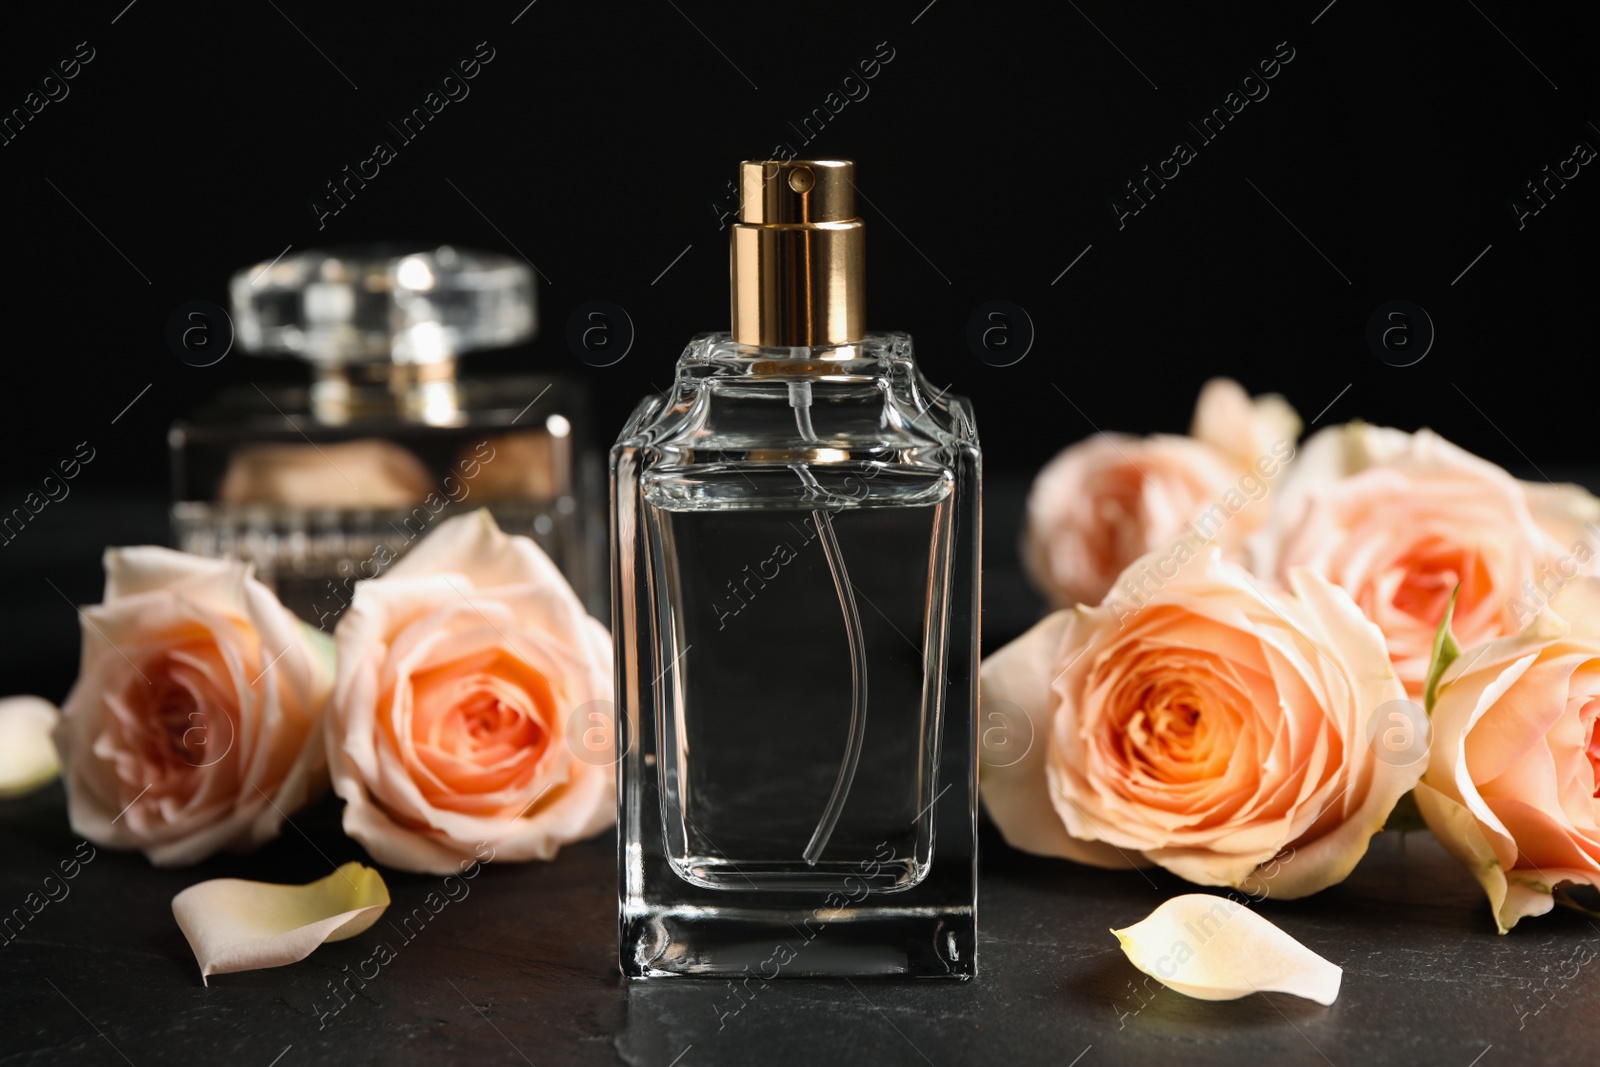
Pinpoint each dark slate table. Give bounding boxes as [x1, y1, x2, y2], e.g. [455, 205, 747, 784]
[5, 482, 1599, 1066]
[5, 783, 1597, 1067]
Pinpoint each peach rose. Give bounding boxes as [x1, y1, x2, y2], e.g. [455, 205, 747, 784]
[1189, 377, 1301, 473]
[982, 547, 1422, 897]
[1024, 379, 1298, 608]
[1521, 480, 1600, 589]
[1263, 425, 1568, 696]
[54, 548, 333, 865]
[1415, 577, 1600, 932]
[329, 509, 613, 874]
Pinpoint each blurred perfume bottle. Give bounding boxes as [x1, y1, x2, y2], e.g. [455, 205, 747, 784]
[170, 245, 602, 628]
[613, 161, 980, 978]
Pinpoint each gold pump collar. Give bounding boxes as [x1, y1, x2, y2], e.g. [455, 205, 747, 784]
[730, 159, 865, 347]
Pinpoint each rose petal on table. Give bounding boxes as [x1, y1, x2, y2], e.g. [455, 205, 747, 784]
[171, 862, 389, 984]
[0, 696, 62, 798]
[1111, 894, 1342, 1005]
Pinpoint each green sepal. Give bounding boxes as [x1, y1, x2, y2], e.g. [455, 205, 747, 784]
[1422, 585, 1462, 715]
[302, 621, 337, 673]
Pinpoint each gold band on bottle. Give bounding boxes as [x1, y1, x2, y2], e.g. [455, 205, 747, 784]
[730, 160, 865, 347]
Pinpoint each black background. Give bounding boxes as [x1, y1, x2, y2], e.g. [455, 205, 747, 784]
[0, 0, 1594, 699]
[4, 7, 1600, 1065]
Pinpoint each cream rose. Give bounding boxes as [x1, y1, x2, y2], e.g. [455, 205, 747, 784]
[1415, 577, 1600, 932]
[1188, 376, 1301, 473]
[1522, 480, 1600, 586]
[1024, 379, 1298, 609]
[54, 548, 333, 866]
[1264, 425, 1568, 696]
[329, 509, 613, 874]
[983, 547, 1421, 897]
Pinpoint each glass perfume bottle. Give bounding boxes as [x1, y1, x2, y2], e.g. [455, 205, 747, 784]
[170, 245, 603, 627]
[613, 160, 980, 978]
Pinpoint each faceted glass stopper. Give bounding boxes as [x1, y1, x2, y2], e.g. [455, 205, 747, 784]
[230, 244, 535, 366]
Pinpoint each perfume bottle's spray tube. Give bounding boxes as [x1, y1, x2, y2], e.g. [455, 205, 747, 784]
[731, 161, 869, 863]
[788, 383, 868, 865]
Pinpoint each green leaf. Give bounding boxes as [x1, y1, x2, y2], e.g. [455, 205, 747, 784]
[1422, 586, 1462, 715]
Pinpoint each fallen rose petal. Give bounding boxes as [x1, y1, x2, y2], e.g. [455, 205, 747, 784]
[0, 696, 62, 798]
[1112, 894, 1342, 1005]
[171, 862, 389, 983]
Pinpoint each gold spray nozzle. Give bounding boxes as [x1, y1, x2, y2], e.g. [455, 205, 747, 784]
[730, 159, 865, 348]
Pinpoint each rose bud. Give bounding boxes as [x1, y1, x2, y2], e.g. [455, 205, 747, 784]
[1417, 577, 1600, 932]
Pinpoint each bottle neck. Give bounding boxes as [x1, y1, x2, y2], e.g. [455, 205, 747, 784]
[310, 359, 460, 425]
[677, 332, 913, 371]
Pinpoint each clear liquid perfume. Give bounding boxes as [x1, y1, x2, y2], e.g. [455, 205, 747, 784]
[613, 160, 980, 978]
[170, 245, 603, 627]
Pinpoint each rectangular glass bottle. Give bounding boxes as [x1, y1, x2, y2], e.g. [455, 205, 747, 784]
[169, 245, 604, 626]
[617, 154, 979, 979]
[616, 160, 979, 978]
[171, 374, 601, 625]
[614, 326, 979, 978]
